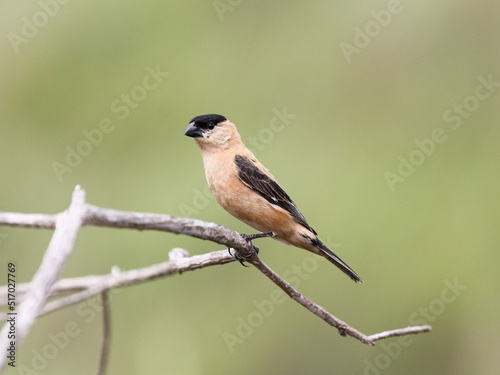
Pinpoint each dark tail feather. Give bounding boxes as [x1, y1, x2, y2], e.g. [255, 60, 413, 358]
[315, 240, 363, 283]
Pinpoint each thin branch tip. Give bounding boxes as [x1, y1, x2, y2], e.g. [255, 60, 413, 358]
[369, 325, 433, 343]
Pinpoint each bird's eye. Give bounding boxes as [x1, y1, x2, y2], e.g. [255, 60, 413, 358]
[207, 122, 215, 130]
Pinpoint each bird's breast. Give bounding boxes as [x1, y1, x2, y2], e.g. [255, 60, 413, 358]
[201, 152, 296, 236]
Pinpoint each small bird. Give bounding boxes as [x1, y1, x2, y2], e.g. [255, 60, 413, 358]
[184, 114, 362, 283]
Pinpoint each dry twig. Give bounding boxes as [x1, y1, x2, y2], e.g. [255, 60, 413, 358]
[0, 185, 86, 369]
[0, 186, 432, 371]
[96, 291, 111, 375]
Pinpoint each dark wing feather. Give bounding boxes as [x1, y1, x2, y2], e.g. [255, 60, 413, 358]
[234, 155, 316, 234]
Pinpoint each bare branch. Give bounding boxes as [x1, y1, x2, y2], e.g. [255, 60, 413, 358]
[0, 249, 235, 320]
[41, 250, 234, 317]
[0, 186, 86, 371]
[0, 188, 432, 358]
[0, 203, 255, 257]
[96, 292, 111, 375]
[83, 204, 256, 257]
[248, 255, 375, 344]
[0, 212, 56, 229]
[369, 325, 432, 342]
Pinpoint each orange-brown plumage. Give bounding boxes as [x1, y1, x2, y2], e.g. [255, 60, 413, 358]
[185, 114, 362, 283]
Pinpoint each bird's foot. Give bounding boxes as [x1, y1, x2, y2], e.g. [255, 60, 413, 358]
[227, 248, 251, 267]
[228, 232, 275, 267]
[240, 232, 275, 241]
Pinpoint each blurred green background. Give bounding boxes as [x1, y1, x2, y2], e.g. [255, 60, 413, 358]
[1, 1, 499, 374]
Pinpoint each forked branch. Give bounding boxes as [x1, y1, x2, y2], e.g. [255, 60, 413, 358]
[0, 186, 431, 370]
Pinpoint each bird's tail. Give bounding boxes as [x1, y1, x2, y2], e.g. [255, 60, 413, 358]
[315, 240, 363, 283]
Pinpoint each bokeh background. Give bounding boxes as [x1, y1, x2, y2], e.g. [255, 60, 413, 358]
[1, 1, 499, 374]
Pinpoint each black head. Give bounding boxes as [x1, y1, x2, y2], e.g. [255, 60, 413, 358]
[185, 114, 227, 138]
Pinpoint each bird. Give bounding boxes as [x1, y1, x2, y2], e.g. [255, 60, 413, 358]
[184, 114, 362, 283]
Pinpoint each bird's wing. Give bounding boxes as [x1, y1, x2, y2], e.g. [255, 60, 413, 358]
[234, 155, 316, 234]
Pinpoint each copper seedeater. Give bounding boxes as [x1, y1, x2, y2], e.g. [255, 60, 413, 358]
[185, 114, 362, 283]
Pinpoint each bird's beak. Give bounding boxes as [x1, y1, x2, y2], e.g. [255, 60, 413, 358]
[184, 122, 203, 138]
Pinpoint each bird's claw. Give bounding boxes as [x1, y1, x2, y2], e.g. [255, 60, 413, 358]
[227, 248, 251, 267]
[228, 232, 274, 266]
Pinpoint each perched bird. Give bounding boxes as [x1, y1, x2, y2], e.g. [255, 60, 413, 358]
[184, 114, 362, 283]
